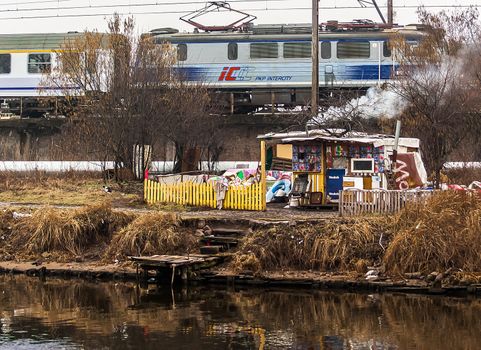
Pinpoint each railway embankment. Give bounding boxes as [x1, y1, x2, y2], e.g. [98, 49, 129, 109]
[1, 190, 481, 296]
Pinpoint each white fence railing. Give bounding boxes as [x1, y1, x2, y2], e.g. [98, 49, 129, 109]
[339, 189, 433, 216]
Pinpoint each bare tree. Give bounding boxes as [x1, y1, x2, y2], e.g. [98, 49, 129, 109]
[390, 8, 481, 188]
[44, 15, 223, 179]
[161, 79, 225, 173]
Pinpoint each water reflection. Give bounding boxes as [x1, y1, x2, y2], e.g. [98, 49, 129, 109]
[0, 275, 480, 349]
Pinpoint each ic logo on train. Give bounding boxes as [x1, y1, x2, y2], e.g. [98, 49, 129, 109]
[218, 67, 250, 81]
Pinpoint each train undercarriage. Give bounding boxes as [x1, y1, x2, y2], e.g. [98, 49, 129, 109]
[214, 87, 370, 115]
[1, 87, 369, 118]
[0, 97, 72, 119]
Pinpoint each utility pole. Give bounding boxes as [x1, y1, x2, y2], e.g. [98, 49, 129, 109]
[387, 0, 393, 25]
[311, 0, 319, 117]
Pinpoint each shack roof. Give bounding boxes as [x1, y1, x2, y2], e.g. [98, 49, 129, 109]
[258, 128, 420, 149]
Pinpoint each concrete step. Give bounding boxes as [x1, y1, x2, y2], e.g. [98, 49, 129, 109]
[200, 236, 240, 247]
[199, 245, 224, 255]
[211, 227, 248, 236]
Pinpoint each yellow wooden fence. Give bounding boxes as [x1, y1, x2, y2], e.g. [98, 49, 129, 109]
[144, 179, 266, 211]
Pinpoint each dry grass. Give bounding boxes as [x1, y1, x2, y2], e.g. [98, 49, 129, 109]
[10, 203, 135, 256]
[233, 191, 481, 276]
[232, 253, 261, 274]
[0, 209, 15, 255]
[0, 171, 142, 206]
[105, 212, 198, 259]
[233, 217, 392, 273]
[150, 202, 188, 212]
[0, 209, 14, 236]
[383, 191, 481, 274]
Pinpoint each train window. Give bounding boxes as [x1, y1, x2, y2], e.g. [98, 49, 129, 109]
[250, 43, 278, 59]
[0, 54, 11, 74]
[383, 41, 391, 57]
[228, 43, 238, 60]
[283, 42, 311, 59]
[337, 41, 370, 59]
[28, 53, 51, 73]
[321, 42, 331, 59]
[177, 44, 187, 61]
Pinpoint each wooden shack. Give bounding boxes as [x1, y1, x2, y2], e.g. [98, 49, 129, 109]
[259, 129, 425, 207]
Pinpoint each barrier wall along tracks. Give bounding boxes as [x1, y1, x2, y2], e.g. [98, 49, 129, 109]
[144, 179, 265, 211]
[339, 189, 432, 216]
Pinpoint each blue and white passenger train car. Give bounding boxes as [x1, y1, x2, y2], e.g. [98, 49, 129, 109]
[0, 33, 82, 117]
[0, 25, 423, 116]
[150, 24, 423, 111]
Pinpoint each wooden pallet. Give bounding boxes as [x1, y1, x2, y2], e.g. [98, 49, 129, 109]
[130, 254, 220, 269]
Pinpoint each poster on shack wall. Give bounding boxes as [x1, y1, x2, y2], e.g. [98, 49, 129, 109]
[392, 153, 425, 190]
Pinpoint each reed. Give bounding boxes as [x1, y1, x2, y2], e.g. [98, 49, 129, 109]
[383, 191, 481, 274]
[234, 191, 481, 276]
[105, 212, 198, 258]
[10, 203, 135, 256]
[233, 217, 392, 272]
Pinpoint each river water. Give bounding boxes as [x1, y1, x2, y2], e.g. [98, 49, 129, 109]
[0, 275, 480, 349]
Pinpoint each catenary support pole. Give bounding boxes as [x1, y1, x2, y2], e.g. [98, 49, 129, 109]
[393, 119, 401, 168]
[387, 0, 393, 25]
[311, 0, 319, 118]
[260, 140, 266, 211]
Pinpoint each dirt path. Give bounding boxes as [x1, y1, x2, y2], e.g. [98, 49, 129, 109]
[0, 201, 338, 221]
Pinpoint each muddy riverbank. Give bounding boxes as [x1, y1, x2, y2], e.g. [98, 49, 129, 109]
[1, 191, 480, 295]
[1, 260, 481, 297]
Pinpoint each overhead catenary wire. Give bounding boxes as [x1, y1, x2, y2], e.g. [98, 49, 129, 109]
[3, 0, 481, 13]
[1, 2, 481, 21]
[0, 0, 294, 12]
[1, 0, 74, 6]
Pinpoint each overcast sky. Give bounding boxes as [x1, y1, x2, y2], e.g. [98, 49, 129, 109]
[0, 0, 479, 34]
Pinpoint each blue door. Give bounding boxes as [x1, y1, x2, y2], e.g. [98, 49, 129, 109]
[326, 169, 345, 202]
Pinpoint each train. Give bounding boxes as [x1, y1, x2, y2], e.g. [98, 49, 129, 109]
[0, 23, 423, 117]
[0, 32, 83, 117]
[148, 23, 423, 112]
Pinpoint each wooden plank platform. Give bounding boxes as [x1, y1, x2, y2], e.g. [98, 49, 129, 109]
[129, 253, 233, 284]
[129, 254, 220, 268]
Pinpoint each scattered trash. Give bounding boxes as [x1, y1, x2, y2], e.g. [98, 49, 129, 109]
[426, 272, 439, 282]
[266, 178, 291, 203]
[12, 212, 32, 219]
[203, 225, 212, 235]
[365, 269, 379, 280]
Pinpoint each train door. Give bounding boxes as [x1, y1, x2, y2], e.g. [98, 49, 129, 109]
[321, 41, 334, 86]
[374, 40, 392, 83]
